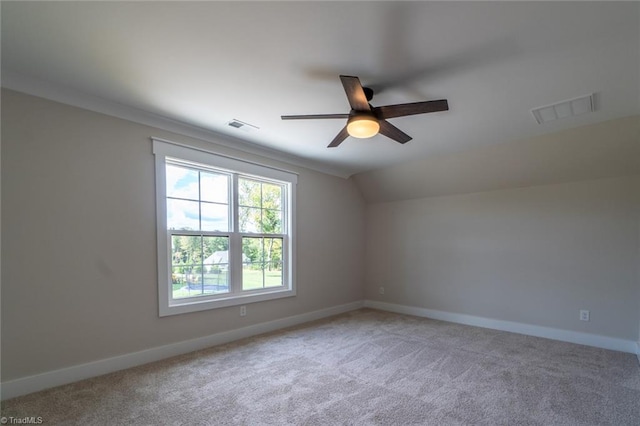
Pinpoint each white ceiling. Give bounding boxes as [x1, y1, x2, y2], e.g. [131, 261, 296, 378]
[2, 1, 639, 178]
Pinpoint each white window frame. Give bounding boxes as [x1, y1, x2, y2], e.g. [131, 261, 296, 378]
[153, 138, 297, 316]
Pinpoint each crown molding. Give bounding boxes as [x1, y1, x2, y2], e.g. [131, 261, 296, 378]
[1, 71, 351, 179]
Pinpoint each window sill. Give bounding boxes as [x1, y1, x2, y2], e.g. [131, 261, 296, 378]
[159, 288, 296, 317]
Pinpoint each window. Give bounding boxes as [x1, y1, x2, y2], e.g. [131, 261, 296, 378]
[153, 139, 296, 316]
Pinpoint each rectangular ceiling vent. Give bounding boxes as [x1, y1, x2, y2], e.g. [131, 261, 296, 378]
[227, 119, 259, 133]
[531, 93, 594, 124]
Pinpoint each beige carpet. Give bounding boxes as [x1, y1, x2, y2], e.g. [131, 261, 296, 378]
[2, 309, 640, 425]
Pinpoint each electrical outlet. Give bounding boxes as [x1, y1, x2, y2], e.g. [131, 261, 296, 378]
[240, 305, 247, 317]
[579, 310, 589, 321]
[379, 287, 385, 295]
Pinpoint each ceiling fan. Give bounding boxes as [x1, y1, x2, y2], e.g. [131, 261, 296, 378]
[281, 75, 449, 148]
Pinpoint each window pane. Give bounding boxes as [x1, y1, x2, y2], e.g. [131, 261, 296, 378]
[265, 262, 283, 288]
[262, 209, 282, 234]
[242, 237, 263, 263]
[203, 236, 229, 254]
[242, 237, 263, 290]
[264, 238, 282, 288]
[239, 178, 261, 207]
[172, 264, 202, 299]
[262, 183, 282, 210]
[200, 172, 229, 204]
[171, 236, 230, 299]
[202, 236, 229, 294]
[171, 236, 203, 299]
[167, 199, 200, 230]
[166, 164, 199, 200]
[264, 238, 283, 264]
[201, 202, 229, 232]
[241, 262, 282, 290]
[171, 235, 203, 265]
[242, 265, 264, 290]
[239, 207, 261, 233]
[241, 237, 283, 290]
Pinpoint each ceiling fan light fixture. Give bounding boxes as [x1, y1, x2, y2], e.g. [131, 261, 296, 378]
[347, 114, 380, 138]
[281, 75, 448, 147]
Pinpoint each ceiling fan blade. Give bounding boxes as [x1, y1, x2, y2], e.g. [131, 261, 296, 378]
[378, 120, 412, 144]
[327, 125, 350, 148]
[281, 113, 350, 120]
[374, 100, 449, 119]
[340, 75, 371, 111]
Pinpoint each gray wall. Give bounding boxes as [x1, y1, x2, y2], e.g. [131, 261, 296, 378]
[353, 116, 640, 203]
[2, 88, 639, 384]
[1, 89, 365, 380]
[366, 176, 640, 340]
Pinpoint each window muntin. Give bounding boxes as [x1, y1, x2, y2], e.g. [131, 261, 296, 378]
[171, 235, 230, 299]
[238, 178, 283, 234]
[154, 138, 296, 316]
[166, 163, 230, 232]
[165, 163, 288, 301]
[242, 237, 283, 290]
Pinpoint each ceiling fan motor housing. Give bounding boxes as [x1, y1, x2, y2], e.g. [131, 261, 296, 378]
[363, 87, 374, 101]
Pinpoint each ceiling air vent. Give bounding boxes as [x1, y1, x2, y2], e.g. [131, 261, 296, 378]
[227, 119, 259, 133]
[531, 93, 594, 124]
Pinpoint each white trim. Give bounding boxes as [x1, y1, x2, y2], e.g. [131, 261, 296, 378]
[153, 138, 298, 184]
[153, 139, 297, 316]
[636, 341, 640, 366]
[364, 300, 637, 354]
[0, 301, 364, 400]
[152, 137, 299, 181]
[1, 71, 351, 179]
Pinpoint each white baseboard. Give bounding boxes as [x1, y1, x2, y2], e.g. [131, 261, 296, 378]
[364, 300, 637, 354]
[1, 301, 363, 400]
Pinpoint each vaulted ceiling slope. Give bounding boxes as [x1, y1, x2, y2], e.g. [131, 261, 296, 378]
[2, 2, 639, 181]
[353, 115, 640, 203]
